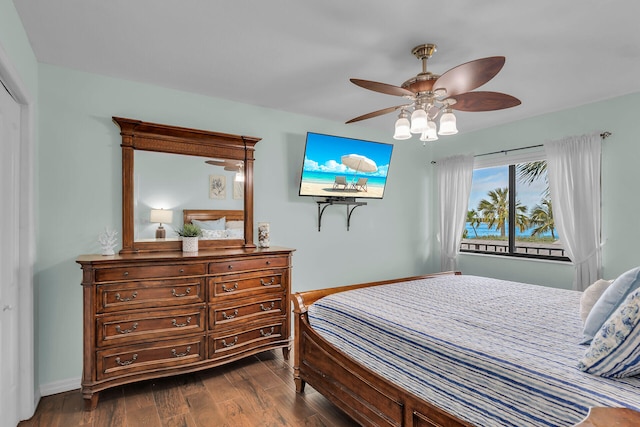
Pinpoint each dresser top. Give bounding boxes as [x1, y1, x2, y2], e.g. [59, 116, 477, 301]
[77, 246, 295, 265]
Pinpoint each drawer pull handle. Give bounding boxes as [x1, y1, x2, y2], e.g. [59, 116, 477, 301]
[171, 287, 191, 297]
[260, 277, 275, 286]
[222, 336, 238, 347]
[115, 322, 138, 334]
[123, 271, 129, 276]
[222, 283, 238, 292]
[260, 302, 275, 311]
[179, 268, 184, 273]
[115, 292, 137, 302]
[171, 346, 192, 358]
[115, 354, 138, 366]
[266, 261, 271, 265]
[227, 265, 233, 270]
[171, 317, 192, 328]
[260, 327, 275, 337]
[222, 309, 239, 320]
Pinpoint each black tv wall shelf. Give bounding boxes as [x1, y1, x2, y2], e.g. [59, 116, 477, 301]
[316, 198, 367, 231]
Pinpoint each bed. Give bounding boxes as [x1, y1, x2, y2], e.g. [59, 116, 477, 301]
[183, 209, 244, 241]
[291, 272, 640, 427]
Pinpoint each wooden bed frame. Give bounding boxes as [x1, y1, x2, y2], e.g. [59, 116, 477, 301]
[183, 209, 244, 249]
[291, 272, 640, 427]
[183, 209, 244, 224]
[292, 271, 472, 427]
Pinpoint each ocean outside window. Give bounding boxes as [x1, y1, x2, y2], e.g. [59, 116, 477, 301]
[461, 161, 569, 261]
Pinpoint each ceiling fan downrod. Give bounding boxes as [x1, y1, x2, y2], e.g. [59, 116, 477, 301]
[411, 43, 437, 76]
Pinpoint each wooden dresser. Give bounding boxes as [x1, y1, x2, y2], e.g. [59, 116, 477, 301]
[77, 247, 293, 409]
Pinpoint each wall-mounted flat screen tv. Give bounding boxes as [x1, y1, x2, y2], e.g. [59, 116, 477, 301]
[299, 132, 393, 200]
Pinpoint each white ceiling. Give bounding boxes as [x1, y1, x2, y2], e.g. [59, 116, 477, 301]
[13, 0, 640, 135]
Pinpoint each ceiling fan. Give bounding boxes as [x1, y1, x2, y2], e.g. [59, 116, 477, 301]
[206, 159, 245, 182]
[205, 159, 243, 171]
[346, 43, 521, 141]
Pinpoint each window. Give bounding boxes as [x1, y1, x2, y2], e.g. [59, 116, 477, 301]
[461, 157, 568, 261]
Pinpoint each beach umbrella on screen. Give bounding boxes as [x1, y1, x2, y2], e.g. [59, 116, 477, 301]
[341, 154, 377, 174]
[341, 154, 377, 187]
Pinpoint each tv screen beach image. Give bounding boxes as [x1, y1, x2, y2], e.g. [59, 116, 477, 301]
[299, 133, 393, 199]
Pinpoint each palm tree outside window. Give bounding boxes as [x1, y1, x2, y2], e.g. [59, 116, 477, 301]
[460, 161, 568, 261]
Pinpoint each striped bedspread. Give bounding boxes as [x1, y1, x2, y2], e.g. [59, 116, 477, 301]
[307, 275, 640, 427]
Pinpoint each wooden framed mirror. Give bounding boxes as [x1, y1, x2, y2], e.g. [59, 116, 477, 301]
[113, 117, 260, 253]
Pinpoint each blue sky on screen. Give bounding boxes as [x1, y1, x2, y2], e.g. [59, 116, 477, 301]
[302, 133, 393, 177]
[469, 166, 548, 212]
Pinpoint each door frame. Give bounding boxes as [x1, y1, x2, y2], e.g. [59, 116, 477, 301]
[0, 44, 37, 420]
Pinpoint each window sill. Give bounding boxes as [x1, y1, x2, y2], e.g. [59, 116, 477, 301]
[459, 250, 571, 264]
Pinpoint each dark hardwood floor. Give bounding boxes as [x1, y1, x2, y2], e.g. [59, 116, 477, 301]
[18, 350, 359, 427]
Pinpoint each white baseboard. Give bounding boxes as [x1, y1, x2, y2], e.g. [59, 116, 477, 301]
[39, 377, 81, 397]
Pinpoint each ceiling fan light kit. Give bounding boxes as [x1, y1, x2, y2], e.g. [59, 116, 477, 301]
[438, 109, 458, 135]
[347, 43, 521, 144]
[420, 120, 439, 142]
[410, 108, 429, 134]
[393, 110, 412, 140]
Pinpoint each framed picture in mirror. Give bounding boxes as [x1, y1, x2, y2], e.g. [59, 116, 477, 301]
[209, 175, 226, 199]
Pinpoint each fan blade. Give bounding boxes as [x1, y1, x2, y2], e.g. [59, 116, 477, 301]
[206, 159, 241, 171]
[447, 92, 521, 112]
[434, 57, 505, 97]
[205, 160, 226, 166]
[346, 105, 411, 124]
[350, 79, 415, 97]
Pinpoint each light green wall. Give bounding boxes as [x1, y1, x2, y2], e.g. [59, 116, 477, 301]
[36, 64, 433, 385]
[430, 92, 640, 289]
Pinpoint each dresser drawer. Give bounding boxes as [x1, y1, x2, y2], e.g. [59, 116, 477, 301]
[95, 263, 206, 282]
[96, 336, 205, 380]
[97, 306, 206, 346]
[209, 320, 286, 359]
[208, 255, 289, 274]
[209, 296, 285, 329]
[209, 271, 284, 299]
[97, 278, 204, 313]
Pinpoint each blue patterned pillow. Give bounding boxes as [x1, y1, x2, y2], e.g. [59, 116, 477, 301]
[578, 288, 640, 377]
[582, 266, 640, 344]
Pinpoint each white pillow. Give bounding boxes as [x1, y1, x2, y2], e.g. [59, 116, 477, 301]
[225, 220, 243, 230]
[578, 288, 640, 377]
[580, 279, 613, 324]
[192, 217, 225, 231]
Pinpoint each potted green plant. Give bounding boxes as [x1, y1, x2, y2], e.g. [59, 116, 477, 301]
[176, 223, 202, 252]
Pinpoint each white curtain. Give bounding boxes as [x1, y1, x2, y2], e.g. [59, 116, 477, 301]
[545, 133, 602, 291]
[437, 154, 474, 271]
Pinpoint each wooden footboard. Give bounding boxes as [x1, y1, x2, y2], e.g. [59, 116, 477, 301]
[291, 271, 471, 427]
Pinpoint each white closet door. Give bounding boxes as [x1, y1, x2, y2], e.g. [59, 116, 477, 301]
[0, 83, 21, 427]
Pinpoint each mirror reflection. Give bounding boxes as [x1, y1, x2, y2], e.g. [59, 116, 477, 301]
[134, 150, 244, 241]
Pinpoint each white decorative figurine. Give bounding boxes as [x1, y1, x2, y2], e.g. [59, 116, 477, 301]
[98, 228, 118, 255]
